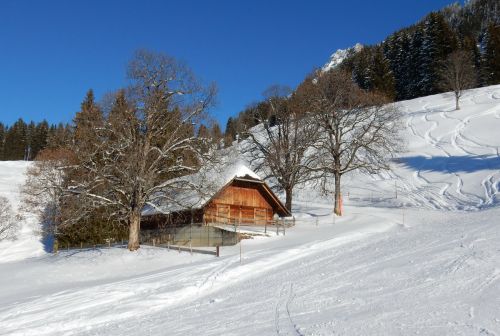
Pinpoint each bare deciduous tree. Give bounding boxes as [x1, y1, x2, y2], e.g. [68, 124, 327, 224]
[439, 50, 477, 110]
[0, 196, 18, 241]
[307, 70, 403, 215]
[242, 85, 319, 211]
[68, 50, 216, 251]
[21, 148, 74, 241]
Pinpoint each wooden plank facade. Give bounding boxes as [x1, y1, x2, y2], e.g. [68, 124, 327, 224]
[141, 176, 290, 230]
[204, 183, 274, 225]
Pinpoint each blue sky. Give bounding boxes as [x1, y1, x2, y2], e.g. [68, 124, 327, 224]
[0, 0, 458, 129]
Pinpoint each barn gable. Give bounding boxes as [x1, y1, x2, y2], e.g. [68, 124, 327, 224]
[203, 175, 290, 225]
[141, 163, 290, 226]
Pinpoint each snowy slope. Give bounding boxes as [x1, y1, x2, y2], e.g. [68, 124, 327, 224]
[1, 206, 499, 335]
[0, 162, 44, 262]
[331, 85, 500, 211]
[0, 86, 500, 335]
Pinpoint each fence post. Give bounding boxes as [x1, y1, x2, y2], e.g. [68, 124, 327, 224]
[190, 221, 193, 256]
[216, 245, 220, 257]
[265, 220, 267, 234]
[276, 221, 279, 236]
[53, 239, 59, 254]
[283, 218, 286, 236]
[239, 218, 242, 264]
[339, 193, 343, 216]
[234, 219, 237, 245]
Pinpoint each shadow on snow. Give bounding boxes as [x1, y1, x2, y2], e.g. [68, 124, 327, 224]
[395, 155, 500, 173]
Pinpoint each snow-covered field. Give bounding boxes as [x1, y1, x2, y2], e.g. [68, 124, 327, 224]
[1, 85, 500, 335]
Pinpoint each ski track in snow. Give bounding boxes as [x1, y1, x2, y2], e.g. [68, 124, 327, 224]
[1, 86, 500, 335]
[62, 209, 498, 336]
[275, 283, 303, 336]
[394, 87, 500, 210]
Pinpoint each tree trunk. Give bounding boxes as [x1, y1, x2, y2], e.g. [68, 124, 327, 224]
[455, 94, 460, 110]
[285, 186, 293, 212]
[334, 172, 342, 216]
[128, 209, 141, 251]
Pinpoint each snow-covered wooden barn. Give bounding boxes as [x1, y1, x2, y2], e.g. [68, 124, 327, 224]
[141, 163, 290, 231]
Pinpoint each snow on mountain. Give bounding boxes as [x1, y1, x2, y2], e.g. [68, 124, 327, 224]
[322, 43, 363, 72]
[1, 85, 500, 335]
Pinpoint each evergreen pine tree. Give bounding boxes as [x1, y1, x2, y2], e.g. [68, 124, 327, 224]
[197, 124, 209, 139]
[0, 123, 5, 160]
[4, 119, 28, 160]
[46, 124, 58, 149]
[461, 34, 484, 86]
[47, 123, 73, 149]
[196, 124, 210, 153]
[350, 48, 371, 90]
[408, 27, 425, 98]
[224, 117, 237, 146]
[369, 46, 396, 99]
[210, 122, 222, 140]
[419, 12, 458, 96]
[385, 30, 414, 100]
[484, 24, 500, 85]
[73, 89, 104, 154]
[208, 122, 222, 149]
[32, 120, 49, 158]
[26, 121, 36, 160]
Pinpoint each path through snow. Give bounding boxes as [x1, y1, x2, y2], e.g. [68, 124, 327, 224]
[1, 86, 500, 335]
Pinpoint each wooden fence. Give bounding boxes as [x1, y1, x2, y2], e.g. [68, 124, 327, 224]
[140, 217, 296, 248]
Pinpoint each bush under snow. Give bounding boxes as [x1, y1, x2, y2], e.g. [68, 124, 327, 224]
[0, 196, 19, 241]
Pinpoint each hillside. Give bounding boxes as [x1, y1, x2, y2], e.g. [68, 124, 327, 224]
[336, 84, 500, 211]
[322, 0, 500, 102]
[225, 0, 500, 138]
[0, 86, 500, 334]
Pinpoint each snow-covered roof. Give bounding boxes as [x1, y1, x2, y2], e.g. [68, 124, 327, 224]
[142, 162, 263, 216]
[221, 162, 261, 181]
